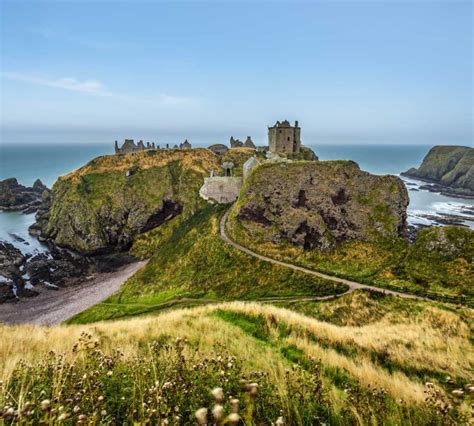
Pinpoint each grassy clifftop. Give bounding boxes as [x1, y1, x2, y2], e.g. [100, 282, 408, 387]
[37, 148, 272, 254]
[38, 149, 222, 254]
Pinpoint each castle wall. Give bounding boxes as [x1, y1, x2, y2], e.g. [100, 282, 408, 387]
[268, 124, 301, 154]
[199, 176, 243, 204]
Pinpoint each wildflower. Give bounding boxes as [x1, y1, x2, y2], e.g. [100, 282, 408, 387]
[107, 370, 113, 377]
[276, 416, 285, 425]
[212, 387, 224, 403]
[195, 407, 208, 425]
[73, 405, 80, 413]
[101, 409, 107, 416]
[98, 395, 105, 402]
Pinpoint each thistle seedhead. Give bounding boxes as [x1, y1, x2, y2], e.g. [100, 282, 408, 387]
[195, 407, 208, 425]
[212, 387, 224, 403]
[212, 404, 224, 423]
[40, 400, 51, 411]
[230, 398, 239, 413]
[275, 416, 285, 425]
[228, 412, 240, 425]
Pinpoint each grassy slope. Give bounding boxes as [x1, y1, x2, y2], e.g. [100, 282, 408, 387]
[44, 149, 222, 252]
[2, 294, 472, 424]
[68, 206, 347, 323]
[227, 203, 474, 302]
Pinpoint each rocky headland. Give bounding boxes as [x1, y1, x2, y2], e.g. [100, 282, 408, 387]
[32, 148, 225, 254]
[0, 178, 49, 213]
[402, 145, 474, 198]
[230, 160, 408, 250]
[1, 148, 264, 302]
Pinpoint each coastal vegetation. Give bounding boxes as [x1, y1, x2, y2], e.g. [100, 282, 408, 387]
[1, 295, 473, 424]
[403, 145, 474, 197]
[36, 148, 261, 254]
[227, 217, 473, 303]
[2, 147, 472, 424]
[68, 205, 347, 323]
[227, 161, 473, 303]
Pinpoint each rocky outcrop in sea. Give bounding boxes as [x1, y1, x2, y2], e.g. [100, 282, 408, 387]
[0, 178, 50, 213]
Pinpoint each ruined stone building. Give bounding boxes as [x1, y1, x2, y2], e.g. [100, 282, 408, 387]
[243, 137, 256, 149]
[208, 144, 229, 155]
[115, 139, 147, 154]
[230, 136, 243, 148]
[115, 138, 191, 154]
[180, 139, 192, 149]
[199, 157, 260, 204]
[268, 120, 301, 154]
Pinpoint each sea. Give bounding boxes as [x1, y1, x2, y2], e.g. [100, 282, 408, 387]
[1, 142, 473, 256]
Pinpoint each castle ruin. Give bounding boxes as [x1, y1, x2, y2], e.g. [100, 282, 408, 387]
[268, 120, 301, 154]
[115, 138, 191, 154]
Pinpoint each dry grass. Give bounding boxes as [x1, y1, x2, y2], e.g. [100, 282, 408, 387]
[61, 148, 221, 182]
[2, 300, 471, 406]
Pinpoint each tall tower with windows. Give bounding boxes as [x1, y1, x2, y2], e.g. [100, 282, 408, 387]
[268, 120, 301, 153]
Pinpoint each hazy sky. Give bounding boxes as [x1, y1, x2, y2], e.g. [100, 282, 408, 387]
[1, 0, 472, 145]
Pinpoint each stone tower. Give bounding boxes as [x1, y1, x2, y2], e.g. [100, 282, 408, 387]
[268, 120, 301, 154]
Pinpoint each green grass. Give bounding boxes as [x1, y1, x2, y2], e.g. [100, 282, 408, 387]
[67, 206, 348, 324]
[210, 304, 468, 424]
[227, 210, 474, 304]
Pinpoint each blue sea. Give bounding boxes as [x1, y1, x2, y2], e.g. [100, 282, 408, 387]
[1, 142, 473, 255]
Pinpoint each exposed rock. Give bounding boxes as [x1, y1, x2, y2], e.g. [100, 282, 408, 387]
[0, 178, 50, 213]
[0, 241, 25, 275]
[232, 161, 409, 250]
[33, 149, 223, 254]
[402, 145, 474, 198]
[288, 146, 319, 161]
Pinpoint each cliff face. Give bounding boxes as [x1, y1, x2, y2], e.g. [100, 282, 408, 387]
[230, 161, 408, 250]
[402, 145, 474, 196]
[35, 149, 223, 254]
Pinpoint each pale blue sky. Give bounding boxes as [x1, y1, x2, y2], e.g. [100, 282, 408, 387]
[1, 0, 472, 145]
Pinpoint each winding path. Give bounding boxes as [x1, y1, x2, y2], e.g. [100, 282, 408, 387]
[220, 209, 425, 301]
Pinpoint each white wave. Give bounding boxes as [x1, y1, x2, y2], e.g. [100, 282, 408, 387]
[430, 201, 474, 217]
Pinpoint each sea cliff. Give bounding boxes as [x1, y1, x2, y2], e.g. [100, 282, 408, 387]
[402, 145, 474, 198]
[229, 160, 409, 250]
[33, 149, 221, 254]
